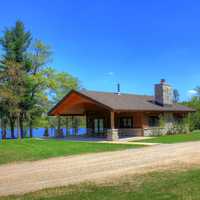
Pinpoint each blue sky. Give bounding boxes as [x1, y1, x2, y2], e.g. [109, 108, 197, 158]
[0, 0, 200, 100]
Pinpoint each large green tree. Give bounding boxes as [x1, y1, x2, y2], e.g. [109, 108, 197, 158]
[43, 68, 80, 136]
[0, 21, 32, 138]
[0, 61, 26, 139]
[0, 21, 80, 139]
[23, 40, 52, 137]
[182, 87, 200, 131]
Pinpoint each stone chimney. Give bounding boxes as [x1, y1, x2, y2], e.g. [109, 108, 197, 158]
[154, 79, 173, 106]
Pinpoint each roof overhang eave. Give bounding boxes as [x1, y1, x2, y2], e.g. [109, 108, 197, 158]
[113, 109, 196, 113]
[48, 89, 114, 116]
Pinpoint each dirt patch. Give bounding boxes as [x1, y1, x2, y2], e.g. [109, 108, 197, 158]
[0, 141, 200, 196]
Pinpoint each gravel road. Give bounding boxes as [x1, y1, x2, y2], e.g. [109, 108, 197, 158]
[0, 141, 200, 196]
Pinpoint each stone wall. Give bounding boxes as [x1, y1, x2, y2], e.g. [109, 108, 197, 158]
[107, 128, 143, 140]
[163, 113, 174, 129]
[144, 113, 175, 136]
[143, 112, 188, 136]
[107, 129, 119, 141]
[118, 128, 143, 137]
[143, 127, 166, 136]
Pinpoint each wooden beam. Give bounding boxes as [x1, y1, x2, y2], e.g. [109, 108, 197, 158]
[60, 114, 84, 116]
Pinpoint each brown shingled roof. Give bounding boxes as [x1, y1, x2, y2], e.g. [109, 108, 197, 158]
[48, 89, 195, 115]
[78, 90, 195, 112]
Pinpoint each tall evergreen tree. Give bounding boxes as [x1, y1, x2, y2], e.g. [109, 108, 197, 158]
[0, 21, 32, 138]
[0, 21, 31, 63]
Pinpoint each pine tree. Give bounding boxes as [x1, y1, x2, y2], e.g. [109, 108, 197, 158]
[0, 21, 32, 138]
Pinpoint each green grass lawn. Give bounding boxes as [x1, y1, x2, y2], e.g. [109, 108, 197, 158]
[134, 132, 200, 144]
[0, 138, 142, 165]
[1, 168, 200, 200]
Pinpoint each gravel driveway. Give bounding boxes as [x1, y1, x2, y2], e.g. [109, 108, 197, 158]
[0, 141, 200, 196]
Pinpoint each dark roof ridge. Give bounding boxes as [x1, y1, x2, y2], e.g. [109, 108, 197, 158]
[79, 89, 153, 98]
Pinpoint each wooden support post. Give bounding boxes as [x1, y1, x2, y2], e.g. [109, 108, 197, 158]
[107, 111, 118, 141]
[85, 113, 90, 136]
[74, 117, 78, 136]
[57, 115, 61, 130]
[110, 111, 115, 129]
[72, 116, 74, 135]
[56, 115, 63, 137]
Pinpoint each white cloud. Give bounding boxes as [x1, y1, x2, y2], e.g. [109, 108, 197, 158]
[188, 90, 197, 95]
[107, 71, 114, 76]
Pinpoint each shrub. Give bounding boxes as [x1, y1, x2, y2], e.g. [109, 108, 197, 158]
[166, 120, 189, 135]
[187, 112, 200, 131]
[159, 115, 166, 128]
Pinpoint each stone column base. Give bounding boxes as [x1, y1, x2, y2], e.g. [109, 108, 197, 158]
[107, 129, 119, 141]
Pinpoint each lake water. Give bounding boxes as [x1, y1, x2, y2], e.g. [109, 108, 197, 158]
[0, 128, 86, 139]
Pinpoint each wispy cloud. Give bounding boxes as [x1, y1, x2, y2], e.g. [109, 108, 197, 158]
[188, 89, 197, 96]
[107, 71, 114, 76]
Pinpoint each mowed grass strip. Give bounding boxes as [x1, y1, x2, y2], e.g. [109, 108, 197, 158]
[133, 132, 200, 144]
[0, 138, 143, 165]
[1, 168, 200, 200]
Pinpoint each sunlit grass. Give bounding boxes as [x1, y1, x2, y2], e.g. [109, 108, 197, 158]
[133, 131, 200, 144]
[0, 138, 143, 165]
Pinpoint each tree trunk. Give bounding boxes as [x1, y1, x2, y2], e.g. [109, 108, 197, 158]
[72, 116, 75, 135]
[9, 117, 15, 139]
[2, 119, 7, 140]
[0, 118, 3, 139]
[1, 118, 4, 140]
[29, 120, 33, 138]
[19, 114, 24, 138]
[17, 114, 21, 140]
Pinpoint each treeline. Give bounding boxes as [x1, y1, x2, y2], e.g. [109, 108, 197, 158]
[0, 21, 79, 139]
[182, 88, 200, 131]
